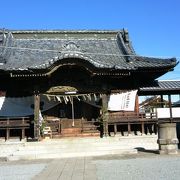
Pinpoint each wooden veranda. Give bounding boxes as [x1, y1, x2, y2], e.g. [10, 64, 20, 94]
[0, 117, 30, 140]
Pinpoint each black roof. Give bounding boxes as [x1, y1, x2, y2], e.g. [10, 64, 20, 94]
[0, 29, 177, 72]
[139, 80, 180, 95]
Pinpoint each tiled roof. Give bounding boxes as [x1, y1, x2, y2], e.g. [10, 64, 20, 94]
[0, 29, 177, 72]
[139, 80, 180, 93]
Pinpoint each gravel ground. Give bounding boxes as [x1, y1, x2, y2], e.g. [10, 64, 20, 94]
[0, 160, 47, 180]
[0, 153, 180, 180]
[94, 154, 180, 180]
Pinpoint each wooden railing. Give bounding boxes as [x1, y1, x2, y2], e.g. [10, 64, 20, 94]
[108, 112, 158, 136]
[0, 117, 30, 140]
[108, 112, 157, 124]
[0, 117, 30, 128]
[81, 120, 100, 133]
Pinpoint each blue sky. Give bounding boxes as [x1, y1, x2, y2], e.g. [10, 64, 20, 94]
[0, 0, 180, 80]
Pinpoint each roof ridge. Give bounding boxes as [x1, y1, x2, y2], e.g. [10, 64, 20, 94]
[158, 80, 180, 82]
[6, 30, 124, 34]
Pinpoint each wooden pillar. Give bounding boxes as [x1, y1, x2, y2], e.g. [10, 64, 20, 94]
[6, 128, 10, 141]
[114, 124, 117, 136]
[154, 123, 157, 134]
[71, 96, 75, 127]
[135, 95, 139, 114]
[141, 122, 145, 135]
[160, 95, 164, 108]
[21, 118, 25, 140]
[6, 118, 10, 141]
[168, 94, 173, 123]
[128, 122, 131, 135]
[102, 94, 109, 137]
[58, 119, 61, 134]
[22, 128, 25, 140]
[34, 93, 40, 140]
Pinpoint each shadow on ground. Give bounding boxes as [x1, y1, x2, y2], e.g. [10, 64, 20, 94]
[135, 147, 159, 154]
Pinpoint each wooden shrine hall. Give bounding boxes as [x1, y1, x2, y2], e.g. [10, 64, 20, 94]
[0, 29, 179, 153]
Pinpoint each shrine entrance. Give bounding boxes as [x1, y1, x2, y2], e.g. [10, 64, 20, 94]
[39, 91, 102, 138]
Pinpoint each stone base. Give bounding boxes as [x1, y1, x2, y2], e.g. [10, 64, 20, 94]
[158, 123, 179, 154]
[159, 144, 178, 154]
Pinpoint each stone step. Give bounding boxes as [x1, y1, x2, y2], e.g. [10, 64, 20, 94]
[16, 144, 138, 153]
[52, 133, 99, 138]
[7, 149, 137, 161]
[1, 136, 159, 161]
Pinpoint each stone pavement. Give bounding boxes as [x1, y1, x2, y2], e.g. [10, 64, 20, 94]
[29, 152, 180, 180]
[33, 157, 96, 180]
[1, 153, 180, 180]
[0, 135, 179, 180]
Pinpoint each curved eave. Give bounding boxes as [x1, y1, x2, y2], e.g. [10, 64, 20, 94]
[27, 52, 133, 76]
[28, 53, 102, 76]
[4, 53, 178, 78]
[136, 64, 177, 72]
[137, 56, 177, 68]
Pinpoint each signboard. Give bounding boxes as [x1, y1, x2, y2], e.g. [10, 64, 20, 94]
[108, 90, 137, 111]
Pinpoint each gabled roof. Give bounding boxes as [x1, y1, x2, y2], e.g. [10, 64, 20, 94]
[139, 95, 168, 108]
[0, 29, 177, 73]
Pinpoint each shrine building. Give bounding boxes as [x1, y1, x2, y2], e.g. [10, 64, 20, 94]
[0, 29, 179, 153]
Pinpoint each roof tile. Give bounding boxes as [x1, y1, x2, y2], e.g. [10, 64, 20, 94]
[0, 30, 177, 72]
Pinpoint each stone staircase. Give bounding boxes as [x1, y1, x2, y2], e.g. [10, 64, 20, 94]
[4, 135, 158, 161]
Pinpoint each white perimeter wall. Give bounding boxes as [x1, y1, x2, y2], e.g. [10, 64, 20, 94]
[156, 107, 180, 118]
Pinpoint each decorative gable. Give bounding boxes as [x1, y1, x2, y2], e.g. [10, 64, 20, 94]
[62, 41, 85, 53]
